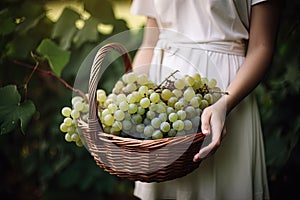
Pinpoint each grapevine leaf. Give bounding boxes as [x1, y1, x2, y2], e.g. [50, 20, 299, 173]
[36, 38, 71, 77]
[14, 1, 45, 34]
[84, 0, 115, 24]
[6, 33, 39, 59]
[73, 17, 99, 48]
[0, 9, 16, 36]
[51, 7, 80, 50]
[0, 85, 36, 135]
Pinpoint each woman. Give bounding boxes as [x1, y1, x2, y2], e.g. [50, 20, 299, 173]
[130, 0, 281, 199]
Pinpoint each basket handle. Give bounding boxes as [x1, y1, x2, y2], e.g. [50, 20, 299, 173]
[88, 43, 132, 130]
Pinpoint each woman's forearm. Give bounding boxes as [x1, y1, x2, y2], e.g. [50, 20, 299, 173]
[132, 17, 160, 75]
[225, 1, 281, 114]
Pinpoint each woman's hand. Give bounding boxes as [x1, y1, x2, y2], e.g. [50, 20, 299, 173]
[193, 96, 227, 162]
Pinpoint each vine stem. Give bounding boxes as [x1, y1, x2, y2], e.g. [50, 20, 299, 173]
[155, 69, 180, 90]
[13, 60, 88, 102]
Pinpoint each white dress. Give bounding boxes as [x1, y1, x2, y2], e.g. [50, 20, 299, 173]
[131, 0, 269, 199]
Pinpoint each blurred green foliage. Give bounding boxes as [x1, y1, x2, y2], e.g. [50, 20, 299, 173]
[0, 0, 140, 199]
[0, 0, 299, 199]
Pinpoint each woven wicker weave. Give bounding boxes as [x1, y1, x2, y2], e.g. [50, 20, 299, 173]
[77, 43, 205, 183]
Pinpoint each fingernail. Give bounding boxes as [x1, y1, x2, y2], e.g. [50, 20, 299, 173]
[193, 156, 198, 162]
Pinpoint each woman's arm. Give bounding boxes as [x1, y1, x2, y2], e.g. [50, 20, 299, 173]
[132, 17, 160, 75]
[194, 0, 281, 161]
[225, 0, 281, 113]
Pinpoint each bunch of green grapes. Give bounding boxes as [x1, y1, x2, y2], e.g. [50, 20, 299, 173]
[59, 96, 89, 147]
[97, 71, 223, 140]
[59, 70, 224, 146]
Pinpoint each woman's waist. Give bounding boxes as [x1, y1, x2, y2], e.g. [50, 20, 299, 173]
[157, 32, 246, 56]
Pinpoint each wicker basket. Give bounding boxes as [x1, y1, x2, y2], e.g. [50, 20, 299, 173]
[77, 43, 205, 183]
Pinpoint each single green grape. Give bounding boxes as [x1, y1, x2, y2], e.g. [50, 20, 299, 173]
[128, 103, 138, 114]
[208, 78, 217, 88]
[63, 117, 73, 126]
[177, 110, 187, 120]
[174, 79, 185, 90]
[70, 110, 80, 119]
[60, 123, 68, 132]
[168, 129, 177, 137]
[168, 96, 178, 107]
[61, 107, 72, 117]
[172, 89, 183, 98]
[97, 90, 107, 103]
[160, 121, 171, 133]
[161, 88, 173, 101]
[137, 106, 146, 115]
[112, 121, 122, 131]
[146, 110, 156, 120]
[108, 103, 118, 113]
[71, 96, 83, 106]
[140, 97, 151, 108]
[150, 92, 160, 103]
[114, 110, 125, 121]
[103, 114, 114, 126]
[137, 74, 149, 85]
[138, 85, 149, 97]
[156, 102, 167, 113]
[192, 73, 201, 81]
[131, 114, 143, 124]
[76, 140, 83, 147]
[158, 113, 168, 122]
[183, 87, 196, 101]
[144, 125, 154, 137]
[204, 93, 213, 105]
[122, 120, 132, 131]
[151, 117, 162, 129]
[127, 93, 138, 104]
[126, 71, 138, 83]
[152, 130, 163, 139]
[125, 82, 137, 92]
[172, 120, 185, 131]
[184, 75, 195, 86]
[184, 120, 193, 130]
[71, 133, 80, 142]
[200, 99, 209, 110]
[190, 96, 200, 107]
[116, 93, 127, 105]
[136, 124, 145, 133]
[65, 133, 72, 142]
[119, 101, 129, 111]
[185, 106, 196, 118]
[168, 112, 178, 122]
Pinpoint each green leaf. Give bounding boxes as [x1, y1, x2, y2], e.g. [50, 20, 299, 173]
[51, 7, 80, 50]
[14, 2, 45, 34]
[6, 32, 40, 59]
[0, 9, 16, 36]
[73, 17, 99, 48]
[284, 64, 300, 93]
[84, 0, 116, 24]
[36, 38, 71, 76]
[0, 85, 36, 135]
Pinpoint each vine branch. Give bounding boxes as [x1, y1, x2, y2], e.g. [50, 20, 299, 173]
[13, 60, 88, 102]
